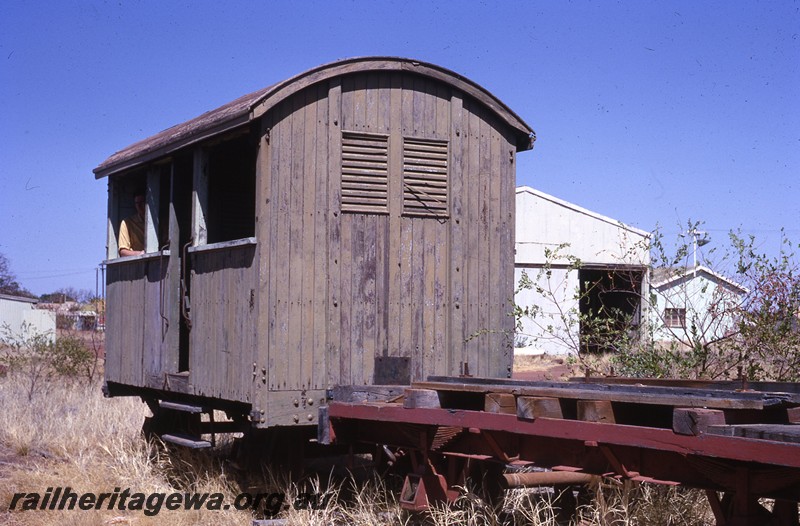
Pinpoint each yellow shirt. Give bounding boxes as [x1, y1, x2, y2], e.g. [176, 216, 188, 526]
[119, 214, 145, 254]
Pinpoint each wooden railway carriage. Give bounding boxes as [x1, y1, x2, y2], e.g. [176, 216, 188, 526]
[95, 57, 534, 431]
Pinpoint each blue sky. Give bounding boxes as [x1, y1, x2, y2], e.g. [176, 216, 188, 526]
[1, 1, 798, 295]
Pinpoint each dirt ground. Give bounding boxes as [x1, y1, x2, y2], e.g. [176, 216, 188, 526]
[512, 354, 573, 381]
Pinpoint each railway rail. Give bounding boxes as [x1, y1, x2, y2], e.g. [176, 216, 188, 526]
[322, 376, 800, 526]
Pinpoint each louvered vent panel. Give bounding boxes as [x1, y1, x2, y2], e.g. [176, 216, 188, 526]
[341, 132, 389, 214]
[403, 138, 449, 217]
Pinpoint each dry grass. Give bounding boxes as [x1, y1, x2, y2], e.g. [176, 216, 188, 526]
[513, 354, 565, 373]
[0, 374, 249, 526]
[0, 371, 717, 526]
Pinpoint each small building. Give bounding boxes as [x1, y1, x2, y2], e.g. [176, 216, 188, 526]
[650, 265, 747, 345]
[0, 294, 56, 342]
[37, 301, 99, 331]
[514, 186, 650, 355]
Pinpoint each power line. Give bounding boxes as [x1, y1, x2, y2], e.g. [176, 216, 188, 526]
[16, 267, 97, 275]
[19, 269, 96, 280]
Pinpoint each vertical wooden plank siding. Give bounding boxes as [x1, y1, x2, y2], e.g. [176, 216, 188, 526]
[480, 111, 493, 376]
[339, 210, 353, 386]
[255, 117, 272, 406]
[300, 87, 317, 389]
[349, 214, 364, 385]
[273, 99, 291, 390]
[312, 82, 330, 390]
[189, 256, 206, 393]
[114, 265, 128, 385]
[386, 73, 403, 363]
[422, 217, 436, 379]
[104, 264, 122, 382]
[464, 99, 482, 375]
[353, 74, 367, 132]
[326, 80, 342, 388]
[364, 214, 378, 384]
[189, 247, 256, 400]
[266, 108, 282, 390]
[411, 218, 425, 379]
[362, 77, 380, 383]
[488, 120, 503, 376]
[131, 262, 146, 386]
[109, 261, 146, 386]
[434, 82, 451, 376]
[338, 82, 354, 387]
[449, 93, 465, 374]
[375, 215, 389, 359]
[243, 247, 258, 400]
[225, 253, 234, 396]
[287, 92, 305, 389]
[414, 79, 429, 378]
[142, 257, 167, 384]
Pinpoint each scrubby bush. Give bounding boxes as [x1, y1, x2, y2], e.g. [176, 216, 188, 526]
[0, 322, 96, 400]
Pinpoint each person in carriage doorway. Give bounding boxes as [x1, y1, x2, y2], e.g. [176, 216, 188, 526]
[118, 192, 146, 257]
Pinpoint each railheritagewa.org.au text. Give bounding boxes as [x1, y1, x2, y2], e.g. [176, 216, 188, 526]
[8, 487, 332, 517]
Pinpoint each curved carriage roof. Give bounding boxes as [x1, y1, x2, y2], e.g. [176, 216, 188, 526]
[94, 57, 535, 179]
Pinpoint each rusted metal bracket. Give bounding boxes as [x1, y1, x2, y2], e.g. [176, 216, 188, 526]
[472, 428, 516, 464]
[399, 450, 459, 511]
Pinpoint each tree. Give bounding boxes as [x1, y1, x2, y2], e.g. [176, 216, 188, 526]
[730, 229, 800, 381]
[0, 253, 34, 298]
[39, 287, 92, 304]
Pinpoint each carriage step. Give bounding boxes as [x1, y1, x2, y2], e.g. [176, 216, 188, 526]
[161, 433, 212, 449]
[159, 401, 205, 414]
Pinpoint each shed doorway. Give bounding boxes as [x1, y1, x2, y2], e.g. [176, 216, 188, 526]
[578, 267, 645, 354]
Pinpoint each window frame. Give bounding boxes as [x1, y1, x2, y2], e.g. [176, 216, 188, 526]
[664, 307, 687, 328]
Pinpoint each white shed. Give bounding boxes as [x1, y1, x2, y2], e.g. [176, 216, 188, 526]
[514, 186, 650, 355]
[650, 265, 746, 346]
[0, 294, 56, 342]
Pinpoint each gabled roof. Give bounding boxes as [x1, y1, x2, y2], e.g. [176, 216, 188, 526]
[651, 265, 748, 294]
[515, 186, 650, 238]
[95, 57, 535, 179]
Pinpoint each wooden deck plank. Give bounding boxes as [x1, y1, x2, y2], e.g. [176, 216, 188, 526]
[415, 378, 794, 410]
[571, 376, 800, 395]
